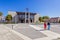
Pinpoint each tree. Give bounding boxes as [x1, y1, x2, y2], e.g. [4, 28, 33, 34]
[42, 16, 50, 22]
[0, 12, 3, 16]
[5, 14, 12, 23]
[42, 16, 49, 19]
[0, 12, 3, 23]
[59, 20, 60, 23]
[39, 17, 43, 22]
[38, 16, 50, 22]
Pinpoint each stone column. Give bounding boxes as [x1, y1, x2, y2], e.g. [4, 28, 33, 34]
[28, 12, 30, 24]
[25, 12, 26, 23]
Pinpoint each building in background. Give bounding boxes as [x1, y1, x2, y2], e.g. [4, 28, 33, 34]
[46, 17, 60, 23]
[0, 16, 5, 23]
[8, 11, 40, 23]
[49, 17, 60, 23]
[1, 16, 5, 23]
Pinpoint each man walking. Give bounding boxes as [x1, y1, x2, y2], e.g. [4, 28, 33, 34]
[47, 22, 50, 30]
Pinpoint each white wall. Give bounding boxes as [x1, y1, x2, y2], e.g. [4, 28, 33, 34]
[34, 14, 40, 23]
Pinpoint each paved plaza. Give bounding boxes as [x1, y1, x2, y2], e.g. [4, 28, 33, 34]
[0, 23, 60, 40]
[0, 24, 23, 40]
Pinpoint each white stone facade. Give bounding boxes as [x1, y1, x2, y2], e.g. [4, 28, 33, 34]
[34, 14, 40, 23]
[8, 11, 18, 23]
[8, 11, 40, 23]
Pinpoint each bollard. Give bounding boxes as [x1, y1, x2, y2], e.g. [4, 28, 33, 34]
[12, 25, 13, 29]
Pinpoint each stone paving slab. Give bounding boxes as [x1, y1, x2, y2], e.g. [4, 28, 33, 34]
[31, 25, 60, 40]
[34, 25, 60, 34]
[50, 26, 60, 34]
[53, 38, 60, 40]
[0, 32, 24, 40]
[3, 24, 60, 40]
[50, 26, 60, 40]
[5, 24, 30, 29]
[34, 25, 60, 28]
[14, 25, 47, 39]
[53, 39, 60, 40]
[0, 25, 24, 40]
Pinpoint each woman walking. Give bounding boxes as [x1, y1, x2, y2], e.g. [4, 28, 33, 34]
[44, 22, 47, 30]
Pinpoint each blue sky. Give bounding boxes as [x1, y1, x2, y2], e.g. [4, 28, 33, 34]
[0, 0, 60, 17]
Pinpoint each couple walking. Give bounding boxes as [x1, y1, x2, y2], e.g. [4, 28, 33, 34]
[44, 22, 50, 30]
